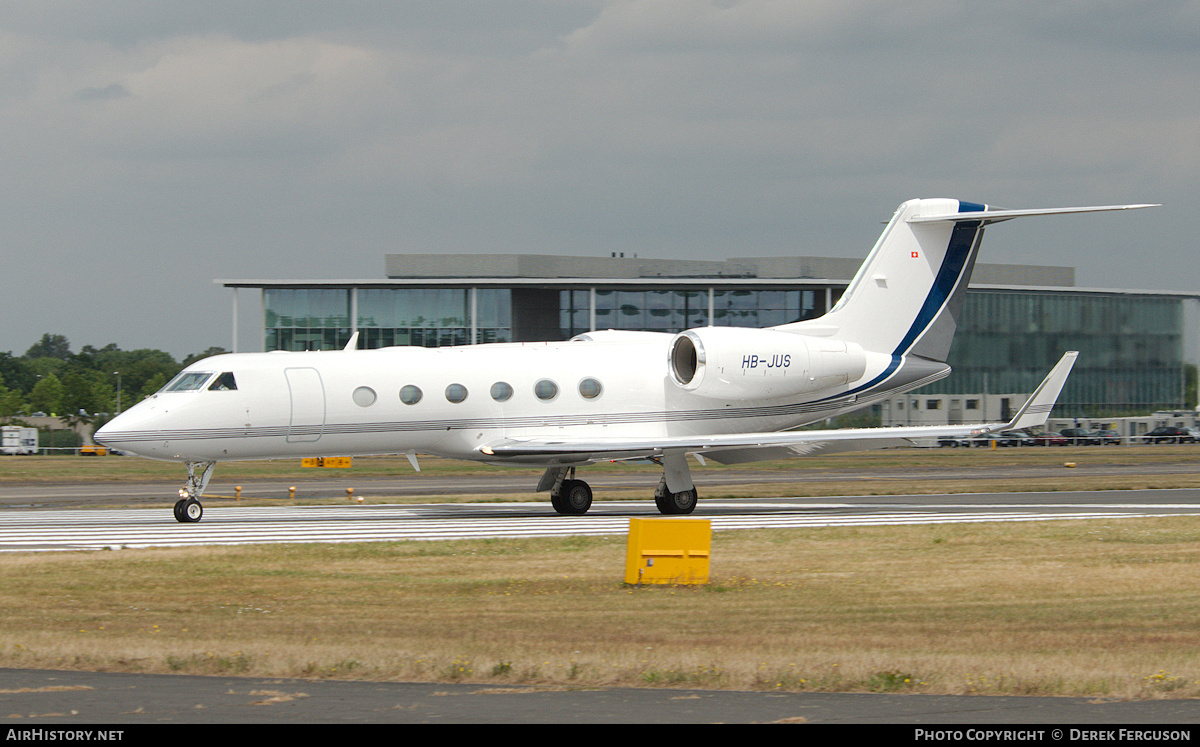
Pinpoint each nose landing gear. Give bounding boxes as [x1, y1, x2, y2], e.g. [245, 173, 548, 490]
[173, 496, 203, 523]
[174, 461, 215, 523]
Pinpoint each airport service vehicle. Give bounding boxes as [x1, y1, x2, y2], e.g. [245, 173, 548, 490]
[0, 426, 38, 455]
[95, 198, 1155, 522]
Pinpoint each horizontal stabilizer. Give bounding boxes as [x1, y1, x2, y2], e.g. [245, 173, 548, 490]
[908, 204, 1159, 225]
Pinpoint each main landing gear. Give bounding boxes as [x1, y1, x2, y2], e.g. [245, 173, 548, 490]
[173, 461, 215, 523]
[654, 480, 698, 515]
[551, 474, 593, 515]
[542, 452, 698, 516]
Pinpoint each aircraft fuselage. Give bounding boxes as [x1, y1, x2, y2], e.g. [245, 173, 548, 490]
[98, 330, 884, 465]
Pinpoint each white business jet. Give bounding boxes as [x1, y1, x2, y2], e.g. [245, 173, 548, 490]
[95, 198, 1155, 522]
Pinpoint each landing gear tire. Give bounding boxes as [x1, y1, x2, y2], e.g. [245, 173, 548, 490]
[551, 479, 593, 515]
[174, 497, 203, 523]
[655, 485, 698, 515]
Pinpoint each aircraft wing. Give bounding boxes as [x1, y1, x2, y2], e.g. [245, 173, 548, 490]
[478, 352, 1078, 465]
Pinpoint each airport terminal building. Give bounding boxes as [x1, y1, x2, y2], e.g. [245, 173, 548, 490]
[219, 253, 1200, 419]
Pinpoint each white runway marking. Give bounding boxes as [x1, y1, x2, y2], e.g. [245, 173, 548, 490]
[4, 499, 1200, 552]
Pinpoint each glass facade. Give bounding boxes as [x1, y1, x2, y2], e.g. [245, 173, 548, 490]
[560, 288, 827, 338]
[266, 286, 831, 350]
[926, 290, 1185, 413]
[266, 288, 513, 350]
[259, 284, 1190, 414]
[264, 288, 352, 352]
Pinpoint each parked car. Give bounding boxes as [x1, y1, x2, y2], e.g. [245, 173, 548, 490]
[971, 432, 1020, 447]
[1143, 426, 1195, 444]
[937, 436, 972, 448]
[1060, 427, 1099, 445]
[1092, 429, 1123, 445]
[1002, 430, 1038, 446]
[1032, 431, 1068, 446]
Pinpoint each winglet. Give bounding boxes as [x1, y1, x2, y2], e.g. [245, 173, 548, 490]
[991, 351, 1078, 432]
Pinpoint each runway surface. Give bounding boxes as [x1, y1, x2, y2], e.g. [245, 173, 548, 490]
[4, 489, 1200, 552]
[2, 667, 1198, 725]
[6, 457, 1200, 509]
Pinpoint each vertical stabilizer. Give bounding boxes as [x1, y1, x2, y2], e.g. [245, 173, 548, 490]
[781, 198, 987, 362]
[778, 199, 1157, 364]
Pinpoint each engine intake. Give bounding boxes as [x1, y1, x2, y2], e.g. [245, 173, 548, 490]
[668, 327, 866, 400]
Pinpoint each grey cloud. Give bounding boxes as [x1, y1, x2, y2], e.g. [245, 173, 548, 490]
[0, 1, 1194, 358]
[75, 83, 130, 101]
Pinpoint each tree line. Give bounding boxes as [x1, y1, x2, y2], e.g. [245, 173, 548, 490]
[0, 333, 227, 425]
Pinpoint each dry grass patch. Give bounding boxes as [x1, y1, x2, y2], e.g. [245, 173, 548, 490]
[3, 518, 1200, 697]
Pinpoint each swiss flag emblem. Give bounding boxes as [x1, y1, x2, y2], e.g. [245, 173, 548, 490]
[911, 251, 919, 258]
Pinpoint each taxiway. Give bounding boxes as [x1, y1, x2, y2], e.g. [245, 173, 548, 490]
[3, 489, 1200, 552]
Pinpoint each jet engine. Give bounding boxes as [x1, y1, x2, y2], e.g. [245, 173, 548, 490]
[668, 327, 867, 400]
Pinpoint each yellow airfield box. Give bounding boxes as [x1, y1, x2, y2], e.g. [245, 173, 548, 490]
[301, 457, 353, 468]
[625, 518, 711, 585]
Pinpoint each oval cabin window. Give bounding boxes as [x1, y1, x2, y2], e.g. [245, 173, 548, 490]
[534, 379, 558, 401]
[578, 378, 602, 399]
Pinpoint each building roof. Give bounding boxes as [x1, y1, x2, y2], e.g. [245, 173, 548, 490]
[216, 253, 1200, 300]
[381, 253, 1076, 286]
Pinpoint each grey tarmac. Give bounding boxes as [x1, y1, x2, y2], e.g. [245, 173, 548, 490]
[1, 668, 1198, 724]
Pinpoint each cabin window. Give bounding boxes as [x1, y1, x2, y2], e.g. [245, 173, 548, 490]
[208, 372, 237, 391]
[578, 378, 602, 399]
[400, 385, 423, 405]
[490, 382, 513, 402]
[445, 383, 469, 403]
[534, 379, 558, 401]
[164, 371, 213, 392]
[353, 386, 377, 407]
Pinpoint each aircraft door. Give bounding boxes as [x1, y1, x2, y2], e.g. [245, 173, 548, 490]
[285, 367, 325, 443]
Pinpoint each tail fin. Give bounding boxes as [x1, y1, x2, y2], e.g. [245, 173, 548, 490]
[781, 199, 1158, 362]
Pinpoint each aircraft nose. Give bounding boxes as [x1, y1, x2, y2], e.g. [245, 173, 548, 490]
[94, 416, 128, 450]
[94, 407, 157, 457]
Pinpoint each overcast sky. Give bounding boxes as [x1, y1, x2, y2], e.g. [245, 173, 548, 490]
[1, 1, 1196, 359]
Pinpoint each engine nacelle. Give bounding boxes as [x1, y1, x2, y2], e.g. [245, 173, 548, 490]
[668, 327, 867, 400]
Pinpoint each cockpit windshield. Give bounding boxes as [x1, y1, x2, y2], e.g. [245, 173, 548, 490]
[208, 372, 237, 391]
[161, 371, 214, 392]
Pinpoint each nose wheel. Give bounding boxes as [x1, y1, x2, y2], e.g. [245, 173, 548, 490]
[173, 497, 204, 523]
[174, 461, 215, 523]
